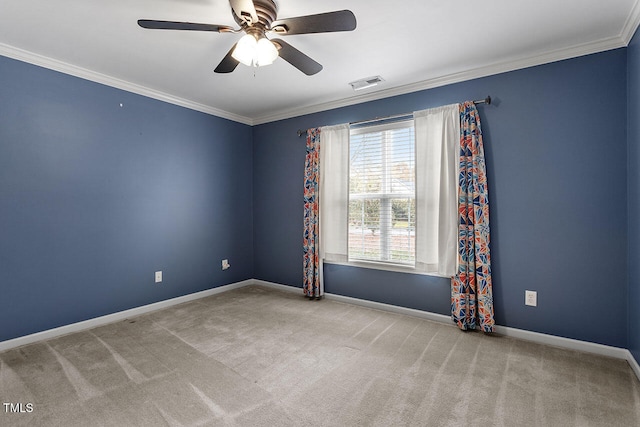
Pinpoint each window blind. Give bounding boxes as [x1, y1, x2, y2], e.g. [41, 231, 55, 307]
[348, 120, 415, 265]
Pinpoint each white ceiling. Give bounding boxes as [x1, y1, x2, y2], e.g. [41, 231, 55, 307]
[1, 0, 639, 125]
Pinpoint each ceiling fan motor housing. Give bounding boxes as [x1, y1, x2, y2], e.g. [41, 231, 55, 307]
[232, 0, 278, 38]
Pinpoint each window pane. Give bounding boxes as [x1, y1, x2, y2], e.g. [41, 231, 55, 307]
[390, 198, 415, 263]
[349, 199, 382, 261]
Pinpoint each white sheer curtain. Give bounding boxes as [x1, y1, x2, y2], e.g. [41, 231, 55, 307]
[319, 124, 350, 263]
[414, 104, 460, 277]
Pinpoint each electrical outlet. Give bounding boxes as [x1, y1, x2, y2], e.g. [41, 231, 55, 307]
[525, 290, 537, 307]
[222, 259, 230, 270]
[155, 271, 162, 283]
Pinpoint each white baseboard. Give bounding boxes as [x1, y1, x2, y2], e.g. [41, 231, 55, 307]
[3, 278, 639, 382]
[252, 279, 302, 294]
[250, 280, 638, 376]
[252, 279, 452, 324]
[492, 325, 630, 360]
[325, 292, 453, 324]
[0, 280, 252, 352]
[326, 291, 630, 359]
[627, 350, 640, 380]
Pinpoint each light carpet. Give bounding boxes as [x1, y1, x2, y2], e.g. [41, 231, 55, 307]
[1, 285, 639, 426]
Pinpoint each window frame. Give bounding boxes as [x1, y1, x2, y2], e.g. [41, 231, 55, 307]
[346, 119, 417, 272]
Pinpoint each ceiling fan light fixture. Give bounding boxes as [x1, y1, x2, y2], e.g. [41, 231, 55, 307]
[256, 38, 279, 66]
[231, 34, 258, 66]
[231, 34, 279, 68]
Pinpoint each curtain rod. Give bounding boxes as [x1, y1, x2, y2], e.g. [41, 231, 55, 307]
[297, 96, 491, 137]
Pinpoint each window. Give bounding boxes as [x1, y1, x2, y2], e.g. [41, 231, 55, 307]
[319, 104, 459, 276]
[348, 120, 415, 266]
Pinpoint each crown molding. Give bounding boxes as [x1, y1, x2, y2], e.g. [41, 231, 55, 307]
[0, 42, 254, 125]
[252, 35, 629, 125]
[2, 18, 638, 128]
[622, 0, 640, 44]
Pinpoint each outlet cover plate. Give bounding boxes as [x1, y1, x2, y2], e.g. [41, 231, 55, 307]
[155, 271, 162, 283]
[525, 290, 537, 306]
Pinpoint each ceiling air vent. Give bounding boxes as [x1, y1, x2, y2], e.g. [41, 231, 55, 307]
[349, 76, 385, 91]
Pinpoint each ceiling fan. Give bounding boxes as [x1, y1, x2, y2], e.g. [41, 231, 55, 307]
[138, 0, 357, 76]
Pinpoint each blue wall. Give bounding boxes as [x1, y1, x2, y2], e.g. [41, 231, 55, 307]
[629, 28, 640, 363]
[0, 56, 254, 342]
[253, 49, 629, 348]
[1, 45, 633, 351]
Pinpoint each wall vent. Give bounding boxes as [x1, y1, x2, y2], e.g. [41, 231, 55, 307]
[349, 76, 385, 91]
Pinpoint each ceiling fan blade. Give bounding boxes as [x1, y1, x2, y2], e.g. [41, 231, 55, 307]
[214, 43, 240, 73]
[229, 0, 258, 24]
[138, 20, 232, 32]
[272, 39, 322, 76]
[270, 10, 356, 35]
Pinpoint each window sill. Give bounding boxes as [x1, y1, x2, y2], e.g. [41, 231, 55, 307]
[323, 259, 452, 279]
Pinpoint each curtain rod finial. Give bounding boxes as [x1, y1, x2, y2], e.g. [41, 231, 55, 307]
[473, 95, 492, 105]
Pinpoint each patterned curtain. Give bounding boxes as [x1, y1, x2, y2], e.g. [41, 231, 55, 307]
[451, 102, 495, 332]
[303, 128, 322, 298]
